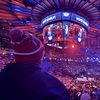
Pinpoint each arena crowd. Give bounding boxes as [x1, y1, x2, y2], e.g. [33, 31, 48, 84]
[0, 48, 100, 100]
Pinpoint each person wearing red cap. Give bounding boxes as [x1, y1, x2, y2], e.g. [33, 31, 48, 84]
[0, 28, 70, 100]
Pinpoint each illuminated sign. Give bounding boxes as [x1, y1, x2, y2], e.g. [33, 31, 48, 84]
[41, 12, 89, 29]
[41, 12, 62, 25]
[41, 12, 70, 26]
[71, 13, 89, 28]
[42, 16, 56, 24]
[63, 12, 70, 17]
[62, 12, 71, 20]
[76, 17, 89, 27]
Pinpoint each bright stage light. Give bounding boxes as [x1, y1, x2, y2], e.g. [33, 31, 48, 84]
[78, 37, 82, 42]
[72, 45, 75, 48]
[48, 35, 53, 40]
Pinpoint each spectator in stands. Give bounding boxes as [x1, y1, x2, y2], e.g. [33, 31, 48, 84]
[95, 88, 100, 100]
[0, 27, 70, 100]
[80, 91, 91, 100]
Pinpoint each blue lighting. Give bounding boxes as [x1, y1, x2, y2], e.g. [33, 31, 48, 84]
[71, 13, 89, 27]
[78, 37, 82, 42]
[93, 57, 96, 60]
[76, 35, 83, 43]
[13, 9, 30, 14]
[41, 12, 61, 25]
[12, 4, 31, 12]
[41, 12, 89, 29]
[47, 33, 55, 41]
[48, 35, 53, 41]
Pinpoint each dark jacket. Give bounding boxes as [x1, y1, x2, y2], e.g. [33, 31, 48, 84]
[0, 62, 70, 100]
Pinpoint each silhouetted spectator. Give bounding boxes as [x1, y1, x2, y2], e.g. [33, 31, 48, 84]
[0, 28, 70, 100]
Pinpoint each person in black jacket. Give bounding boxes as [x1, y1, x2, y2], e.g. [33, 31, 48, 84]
[0, 27, 70, 100]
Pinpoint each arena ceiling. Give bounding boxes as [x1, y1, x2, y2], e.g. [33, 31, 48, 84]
[23, 0, 100, 21]
[0, 0, 100, 38]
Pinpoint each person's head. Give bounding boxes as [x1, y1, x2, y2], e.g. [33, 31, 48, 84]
[9, 27, 44, 63]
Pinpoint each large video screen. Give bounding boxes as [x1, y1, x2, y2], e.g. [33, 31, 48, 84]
[43, 22, 87, 44]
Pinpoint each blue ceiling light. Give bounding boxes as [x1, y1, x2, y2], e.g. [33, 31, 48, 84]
[12, 4, 31, 14]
